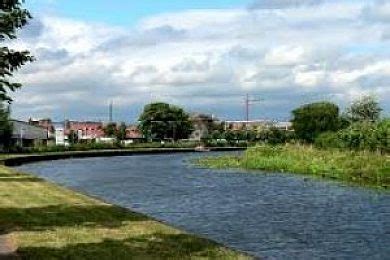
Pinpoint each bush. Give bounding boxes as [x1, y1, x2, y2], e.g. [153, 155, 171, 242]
[315, 119, 389, 153]
[291, 102, 342, 142]
[257, 128, 296, 145]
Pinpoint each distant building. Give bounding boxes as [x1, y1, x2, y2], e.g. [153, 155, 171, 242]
[53, 122, 67, 146]
[29, 118, 55, 141]
[125, 125, 143, 139]
[224, 120, 293, 132]
[64, 120, 105, 141]
[225, 120, 273, 131]
[190, 113, 217, 140]
[11, 120, 48, 147]
[273, 121, 293, 131]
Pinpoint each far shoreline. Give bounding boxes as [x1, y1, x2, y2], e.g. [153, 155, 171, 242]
[0, 147, 246, 166]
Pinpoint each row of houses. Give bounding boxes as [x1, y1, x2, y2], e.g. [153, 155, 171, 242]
[189, 114, 293, 140]
[10, 116, 293, 148]
[224, 120, 292, 131]
[11, 119, 143, 147]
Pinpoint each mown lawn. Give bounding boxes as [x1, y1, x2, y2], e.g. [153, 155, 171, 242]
[0, 165, 250, 259]
[198, 145, 390, 188]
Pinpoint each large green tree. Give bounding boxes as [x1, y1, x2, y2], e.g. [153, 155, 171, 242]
[292, 101, 341, 142]
[1, 0, 33, 102]
[139, 102, 192, 141]
[346, 95, 382, 122]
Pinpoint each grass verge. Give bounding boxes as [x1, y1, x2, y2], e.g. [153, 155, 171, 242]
[198, 145, 390, 188]
[0, 165, 250, 259]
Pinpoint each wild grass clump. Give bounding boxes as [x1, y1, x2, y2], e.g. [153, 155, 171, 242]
[198, 145, 389, 188]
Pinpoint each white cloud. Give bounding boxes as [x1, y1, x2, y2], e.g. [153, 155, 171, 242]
[249, 0, 324, 10]
[362, 1, 390, 23]
[10, 0, 390, 121]
[264, 46, 307, 66]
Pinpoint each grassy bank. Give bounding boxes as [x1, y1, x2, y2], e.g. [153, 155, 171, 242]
[0, 166, 249, 259]
[198, 145, 389, 188]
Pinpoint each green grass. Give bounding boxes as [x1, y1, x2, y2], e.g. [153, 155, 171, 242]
[198, 145, 390, 188]
[0, 166, 250, 259]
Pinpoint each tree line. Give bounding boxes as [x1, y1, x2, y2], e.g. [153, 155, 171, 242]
[292, 95, 388, 153]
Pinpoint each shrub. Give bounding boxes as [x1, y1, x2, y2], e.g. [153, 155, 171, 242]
[315, 119, 389, 153]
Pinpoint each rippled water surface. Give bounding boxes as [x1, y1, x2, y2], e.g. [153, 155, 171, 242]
[17, 153, 390, 259]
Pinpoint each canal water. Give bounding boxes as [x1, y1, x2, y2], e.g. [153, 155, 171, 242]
[17, 153, 390, 259]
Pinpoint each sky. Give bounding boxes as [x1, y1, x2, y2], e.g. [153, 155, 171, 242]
[9, 0, 390, 123]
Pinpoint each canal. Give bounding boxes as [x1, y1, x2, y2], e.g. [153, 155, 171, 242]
[17, 153, 390, 259]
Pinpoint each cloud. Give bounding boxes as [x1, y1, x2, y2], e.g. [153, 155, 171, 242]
[362, 0, 390, 24]
[20, 18, 45, 39]
[249, 0, 324, 10]
[10, 1, 390, 121]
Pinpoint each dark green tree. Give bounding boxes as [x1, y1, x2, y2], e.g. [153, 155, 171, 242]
[223, 130, 236, 144]
[116, 122, 127, 140]
[68, 130, 78, 145]
[346, 95, 382, 122]
[139, 102, 192, 141]
[1, 0, 33, 102]
[0, 102, 12, 150]
[210, 130, 222, 140]
[292, 101, 341, 142]
[103, 123, 117, 137]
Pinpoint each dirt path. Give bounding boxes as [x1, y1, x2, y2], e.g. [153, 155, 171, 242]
[0, 235, 18, 259]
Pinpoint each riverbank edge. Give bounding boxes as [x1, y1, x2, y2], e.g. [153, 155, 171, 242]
[196, 146, 389, 190]
[0, 147, 246, 166]
[0, 148, 252, 259]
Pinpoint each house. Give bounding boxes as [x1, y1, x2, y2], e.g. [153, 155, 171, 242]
[190, 113, 217, 140]
[11, 120, 48, 147]
[121, 125, 144, 145]
[273, 121, 293, 131]
[53, 122, 67, 146]
[224, 120, 293, 132]
[64, 120, 105, 141]
[225, 120, 273, 131]
[29, 118, 56, 144]
[45, 120, 106, 146]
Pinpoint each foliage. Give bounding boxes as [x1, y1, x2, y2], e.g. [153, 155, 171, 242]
[139, 102, 192, 141]
[191, 113, 221, 132]
[116, 122, 127, 140]
[0, 102, 12, 150]
[103, 123, 117, 137]
[210, 130, 223, 140]
[223, 130, 236, 144]
[291, 102, 342, 142]
[0, 0, 34, 102]
[315, 119, 390, 153]
[198, 145, 389, 188]
[346, 95, 382, 122]
[68, 130, 78, 145]
[257, 128, 295, 145]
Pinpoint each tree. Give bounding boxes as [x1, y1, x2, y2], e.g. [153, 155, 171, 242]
[292, 102, 341, 142]
[1, 0, 33, 102]
[210, 130, 222, 140]
[346, 95, 382, 122]
[103, 123, 117, 137]
[116, 122, 127, 141]
[0, 102, 12, 150]
[223, 130, 236, 144]
[139, 102, 192, 141]
[68, 130, 78, 145]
